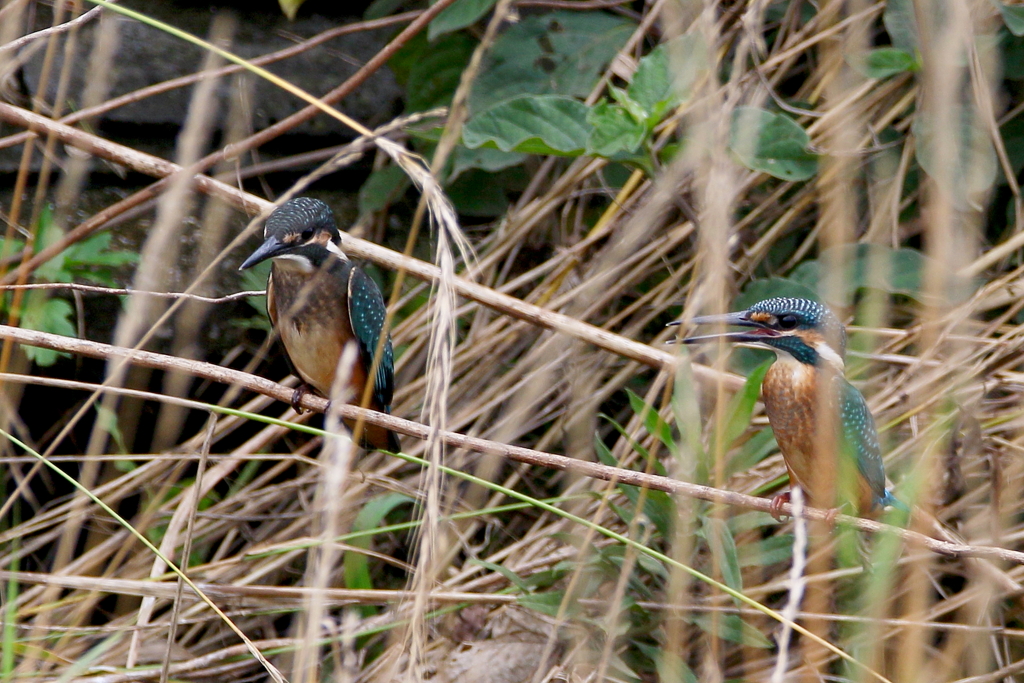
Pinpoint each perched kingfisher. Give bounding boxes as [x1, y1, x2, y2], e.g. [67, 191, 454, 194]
[676, 297, 902, 519]
[239, 197, 399, 452]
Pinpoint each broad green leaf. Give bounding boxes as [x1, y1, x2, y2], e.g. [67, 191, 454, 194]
[95, 404, 128, 454]
[359, 165, 411, 215]
[671, 350, 708, 482]
[789, 244, 928, 301]
[655, 650, 699, 683]
[883, 0, 919, 53]
[849, 47, 919, 79]
[709, 360, 770, 458]
[240, 260, 271, 317]
[517, 590, 567, 616]
[364, 0, 406, 20]
[690, 613, 772, 648]
[429, 0, 498, 40]
[737, 534, 795, 568]
[913, 103, 997, 207]
[625, 388, 676, 452]
[628, 34, 704, 124]
[470, 11, 635, 113]
[726, 426, 777, 477]
[446, 168, 511, 216]
[700, 517, 743, 600]
[998, 1, 1024, 36]
[449, 145, 527, 182]
[730, 106, 817, 181]
[21, 295, 75, 366]
[587, 101, 646, 158]
[400, 32, 477, 112]
[463, 95, 590, 156]
[278, 0, 304, 20]
[343, 493, 413, 612]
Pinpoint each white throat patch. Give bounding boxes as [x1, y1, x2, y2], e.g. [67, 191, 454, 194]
[812, 340, 845, 371]
[273, 253, 314, 273]
[325, 240, 349, 261]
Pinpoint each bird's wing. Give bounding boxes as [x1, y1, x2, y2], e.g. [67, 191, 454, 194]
[834, 374, 886, 500]
[347, 266, 395, 411]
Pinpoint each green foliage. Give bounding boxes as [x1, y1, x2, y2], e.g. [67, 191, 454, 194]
[849, 48, 920, 79]
[789, 243, 928, 302]
[468, 11, 635, 113]
[698, 517, 743, 599]
[394, 32, 477, 113]
[428, 0, 498, 40]
[358, 165, 411, 216]
[344, 493, 414, 615]
[586, 100, 647, 158]
[913, 104, 997, 208]
[4, 210, 138, 366]
[998, 1, 1024, 36]
[463, 95, 591, 155]
[277, 0, 304, 20]
[883, 0, 919, 53]
[730, 107, 817, 181]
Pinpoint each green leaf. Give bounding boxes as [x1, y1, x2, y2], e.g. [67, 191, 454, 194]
[913, 104, 997, 208]
[849, 47, 919, 79]
[517, 590, 567, 617]
[730, 107, 817, 181]
[690, 613, 772, 648]
[463, 95, 590, 156]
[429, 0, 498, 40]
[883, 0, 919, 53]
[625, 388, 676, 452]
[343, 493, 413, 612]
[239, 259, 271, 317]
[446, 168, 511, 216]
[21, 294, 75, 366]
[709, 360, 770, 458]
[586, 101, 646, 157]
[789, 244, 929, 302]
[94, 404, 128, 453]
[449, 145, 527, 182]
[278, 0, 304, 20]
[726, 426, 777, 478]
[998, 1, 1024, 36]
[470, 11, 635, 113]
[364, 0, 407, 20]
[628, 34, 704, 124]
[401, 32, 477, 112]
[700, 517, 743, 599]
[471, 558, 531, 592]
[737, 534, 795, 568]
[359, 165, 411, 215]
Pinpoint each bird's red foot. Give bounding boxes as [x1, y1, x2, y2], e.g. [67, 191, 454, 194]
[769, 492, 791, 521]
[291, 383, 313, 413]
[822, 507, 840, 528]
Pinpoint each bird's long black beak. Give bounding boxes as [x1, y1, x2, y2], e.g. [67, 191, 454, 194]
[668, 310, 778, 345]
[239, 236, 286, 270]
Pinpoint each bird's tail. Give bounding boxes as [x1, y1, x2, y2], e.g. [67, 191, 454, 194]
[880, 489, 909, 512]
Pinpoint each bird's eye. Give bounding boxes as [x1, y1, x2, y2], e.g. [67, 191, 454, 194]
[778, 314, 799, 330]
[301, 228, 315, 242]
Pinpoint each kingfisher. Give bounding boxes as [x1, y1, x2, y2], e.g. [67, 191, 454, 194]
[239, 197, 399, 452]
[675, 297, 902, 519]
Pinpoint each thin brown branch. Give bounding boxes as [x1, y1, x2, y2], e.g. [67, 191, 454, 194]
[0, 102, 724, 380]
[0, 282, 264, 302]
[2, 323, 1021, 568]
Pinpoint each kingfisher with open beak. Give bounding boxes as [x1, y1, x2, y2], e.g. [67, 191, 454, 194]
[239, 197, 398, 452]
[675, 297, 902, 519]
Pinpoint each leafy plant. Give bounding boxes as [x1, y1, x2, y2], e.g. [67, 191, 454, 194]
[5, 210, 138, 366]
